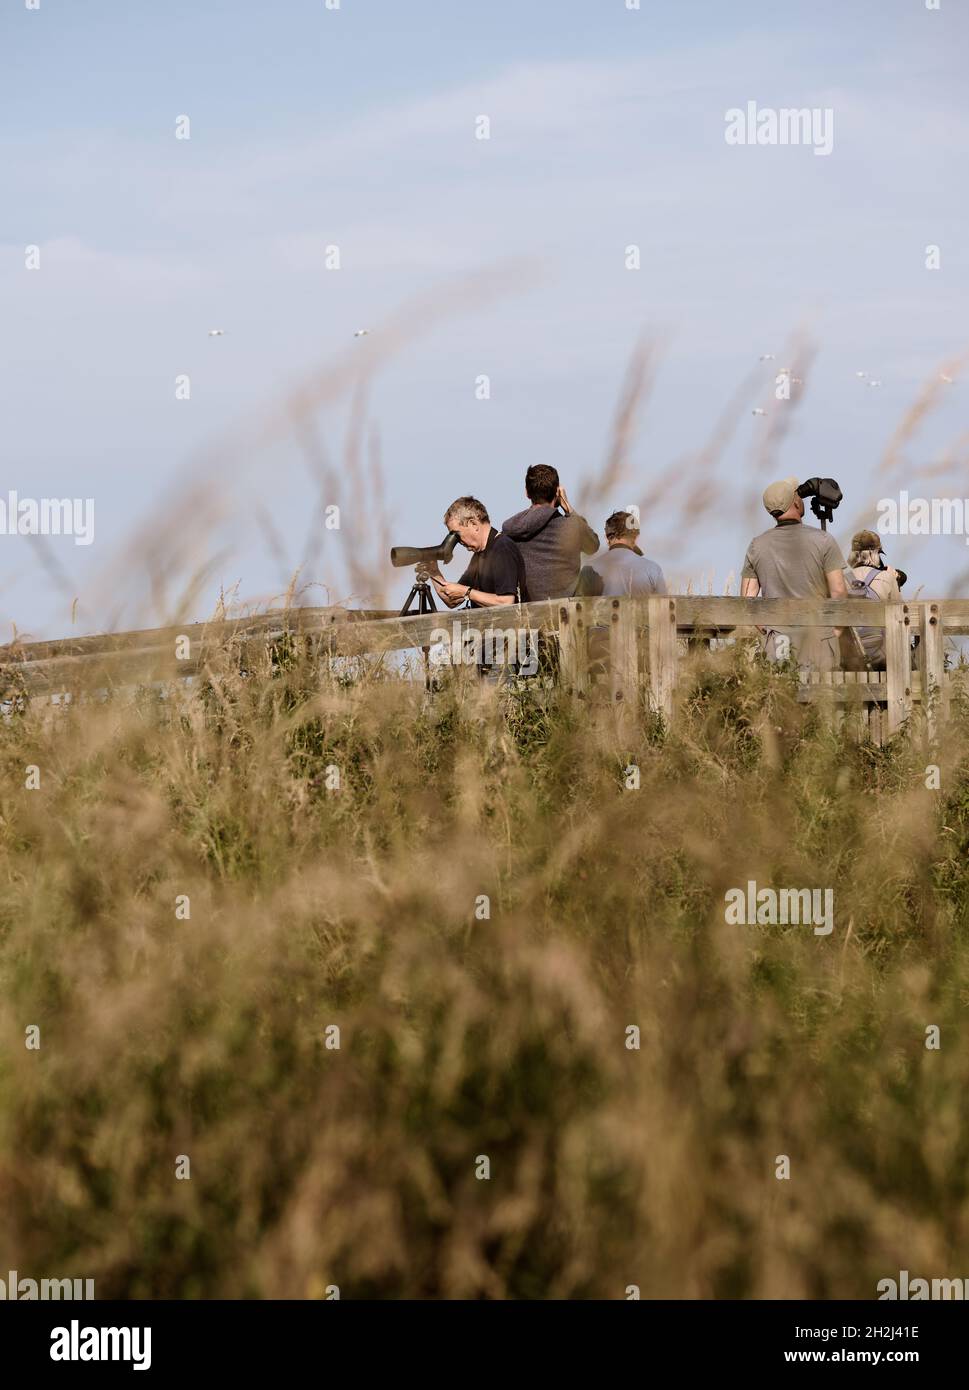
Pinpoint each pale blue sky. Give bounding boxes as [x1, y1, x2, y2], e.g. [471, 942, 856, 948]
[2, 0, 968, 635]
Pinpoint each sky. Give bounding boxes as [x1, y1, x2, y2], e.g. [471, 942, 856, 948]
[2, 0, 968, 637]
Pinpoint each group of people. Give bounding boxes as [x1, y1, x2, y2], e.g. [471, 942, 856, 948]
[427, 464, 666, 612]
[425, 466, 902, 672]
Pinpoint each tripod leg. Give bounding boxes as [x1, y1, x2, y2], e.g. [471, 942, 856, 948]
[415, 583, 437, 689]
[400, 580, 438, 617]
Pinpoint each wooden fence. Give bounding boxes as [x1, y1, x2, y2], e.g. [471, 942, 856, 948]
[2, 596, 965, 743]
[318, 595, 962, 743]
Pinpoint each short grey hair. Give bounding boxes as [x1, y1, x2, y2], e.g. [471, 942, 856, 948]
[444, 495, 490, 527]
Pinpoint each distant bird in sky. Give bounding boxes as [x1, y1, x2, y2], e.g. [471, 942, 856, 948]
[759, 353, 775, 361]
[207, 329, 225, 337]
[354, 328, 370, 337]
[868, 379, 882, 388]
[855, 370, 868, 378]
[751, 407, 766, 416]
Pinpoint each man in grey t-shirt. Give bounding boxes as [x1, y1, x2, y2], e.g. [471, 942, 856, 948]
[576, 509, 667, 596]
[741, 476, 847, 671]
[577, 510, 666, 674]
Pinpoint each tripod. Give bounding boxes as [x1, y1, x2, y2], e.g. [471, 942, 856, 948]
[399, 570, 439, 617]
[810, 497, 835, 531]
[400, 567, 442, 690]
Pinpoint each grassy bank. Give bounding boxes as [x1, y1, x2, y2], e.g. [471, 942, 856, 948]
[1, 640, 968, 1298]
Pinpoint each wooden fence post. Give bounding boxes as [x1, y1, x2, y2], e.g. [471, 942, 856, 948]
[884, 602, 914, 736]
[558, 598, 588, 699]
[608, 598, 639, 724]
[646, 596, 677, 721]
[919, 600, 946, 742]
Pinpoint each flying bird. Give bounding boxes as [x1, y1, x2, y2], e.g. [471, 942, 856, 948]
[354, 328, 371, 338]
[759, 354, 775, 361]
[868, 379, 882, 388]
[855, 371, 868, 379]
[751, 408, 766, 416]
[207, 329, 225, 337]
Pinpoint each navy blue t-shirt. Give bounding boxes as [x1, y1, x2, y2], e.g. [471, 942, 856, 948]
[457, 527, 528, 605]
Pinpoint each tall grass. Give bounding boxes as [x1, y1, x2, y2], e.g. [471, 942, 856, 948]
[5, 306, 969, 1298]
[2, 639, 968, 1298]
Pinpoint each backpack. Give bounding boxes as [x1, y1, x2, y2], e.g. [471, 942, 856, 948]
[844, 565, 886, 662]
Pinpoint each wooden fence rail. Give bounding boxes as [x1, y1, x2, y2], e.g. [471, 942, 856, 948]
[2, 597, 965, 743]
[321, 596, 961, 742]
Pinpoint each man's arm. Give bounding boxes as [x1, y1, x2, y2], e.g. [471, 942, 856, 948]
[740, 574, 766, 634]
[826, 567, 847, 636]
[577, 516, 600, 555]
[464, 588, 516, 607]
[430, 576, 516, 607]
[557, 484, 599, 554]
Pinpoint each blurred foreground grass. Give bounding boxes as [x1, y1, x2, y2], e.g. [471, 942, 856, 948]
[1, 638, 968, 1299]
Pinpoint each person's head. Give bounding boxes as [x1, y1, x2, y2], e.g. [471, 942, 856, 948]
[604, 509, 641, 548]
[525, 464, 560, 505]
[849, 528, 884, 568]
[762, 476, 804, 522]
[443, 496, 491, 552]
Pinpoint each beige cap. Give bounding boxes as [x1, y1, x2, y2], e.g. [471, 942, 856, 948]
[762, 476, 800, 516]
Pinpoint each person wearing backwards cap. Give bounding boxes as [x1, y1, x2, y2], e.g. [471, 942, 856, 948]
[740, 476, 847, 672]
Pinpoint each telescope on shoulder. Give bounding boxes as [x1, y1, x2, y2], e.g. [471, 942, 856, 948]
[390, 531, 460, 568]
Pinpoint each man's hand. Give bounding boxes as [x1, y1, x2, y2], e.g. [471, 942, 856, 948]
[431, 576, 470, 602]
[555, 485, 573, 516]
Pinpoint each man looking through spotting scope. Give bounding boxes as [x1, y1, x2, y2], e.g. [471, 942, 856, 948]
[425, 497, 528, 609]
[741, 476, 847, 672]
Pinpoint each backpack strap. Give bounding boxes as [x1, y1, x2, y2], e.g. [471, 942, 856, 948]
[856, 565, 884, 599]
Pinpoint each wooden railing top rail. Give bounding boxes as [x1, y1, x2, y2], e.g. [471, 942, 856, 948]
[0, 607, 396, 664]
[324, 596, 968, 656]
[677, 596, 968, 633]
[0, 596, 963, 695]
[0, 596, 963, 662]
